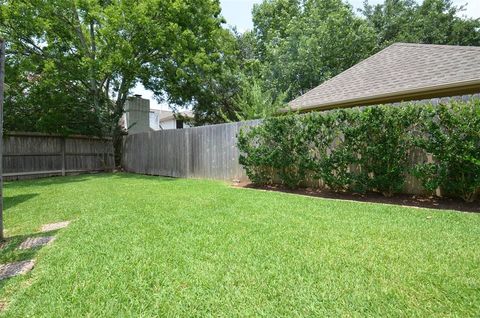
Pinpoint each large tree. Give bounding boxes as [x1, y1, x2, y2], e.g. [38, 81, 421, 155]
[0, 0, 226, 163]
[362, 0, 480, 49]
[252, 0, 377, 101]
[149, 26, 242, 125]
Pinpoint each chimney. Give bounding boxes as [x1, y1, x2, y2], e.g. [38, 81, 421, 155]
[124, 96, 151, 134]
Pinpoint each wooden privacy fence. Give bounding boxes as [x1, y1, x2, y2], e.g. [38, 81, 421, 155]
[122, 120, 260, 181]
[3, 132, 114, 180]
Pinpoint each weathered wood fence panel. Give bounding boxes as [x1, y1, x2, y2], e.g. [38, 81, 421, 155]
[3, 132, 114, 180]
[122, 120, 260, 181]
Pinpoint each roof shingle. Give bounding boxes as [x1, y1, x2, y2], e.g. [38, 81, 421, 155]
[288, 43, 480, 111]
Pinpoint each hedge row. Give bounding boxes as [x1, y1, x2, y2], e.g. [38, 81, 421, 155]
[237, 99, 480, 202]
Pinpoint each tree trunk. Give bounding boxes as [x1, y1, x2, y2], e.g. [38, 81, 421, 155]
[112, 79, 130, 167]
[113, 120, 126, 168]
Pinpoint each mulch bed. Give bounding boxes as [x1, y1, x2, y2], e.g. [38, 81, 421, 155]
[235, 183, 479, 213]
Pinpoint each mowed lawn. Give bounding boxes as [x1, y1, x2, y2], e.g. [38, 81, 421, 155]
[0, 173, 479, 317]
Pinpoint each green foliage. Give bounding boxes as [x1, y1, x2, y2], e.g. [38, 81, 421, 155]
[301, 110, 353, 192]
[3, 60, 104, 135]
[362, 0, 480, 49]
[0, 0, 226, 136]
[253, 0, 376, 101]
[238, 116, 310, 187]
[238, 99, 480, 201]
[346, 106, 417, 196]
[413, 101, 480, 202]
[225, 77, 287, 121]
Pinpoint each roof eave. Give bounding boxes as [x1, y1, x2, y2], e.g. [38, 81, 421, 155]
[285, 79, 480, 113]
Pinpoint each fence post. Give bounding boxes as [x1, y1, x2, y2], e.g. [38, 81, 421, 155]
[61, 137, 66, 176]
[0, 39, 5, 240]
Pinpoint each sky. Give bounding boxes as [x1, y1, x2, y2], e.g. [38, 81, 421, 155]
[135, 0, 480, 109]
[220, 0, 479, 31]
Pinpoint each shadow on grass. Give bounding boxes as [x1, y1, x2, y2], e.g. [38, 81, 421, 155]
[0, 229, 60, 291]
[4, 194, 39, 210]
[108, 172, 180, 182]
[4, 175, 91, 189]
[4, 172, 180, 190]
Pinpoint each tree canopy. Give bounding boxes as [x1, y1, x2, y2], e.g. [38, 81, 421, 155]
[362, 0, 480, 49]
[0, 0, 226, 135]
[0, 0, 479, 131]
[252, 0, 376, 100]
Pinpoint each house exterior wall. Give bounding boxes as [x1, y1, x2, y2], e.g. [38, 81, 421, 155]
[159, 119, 177, 130]
[159, 119, 191, 130]
[150, 111, 161, 131]
[309, 93, 480, 116]
[404, 93, 480, 106]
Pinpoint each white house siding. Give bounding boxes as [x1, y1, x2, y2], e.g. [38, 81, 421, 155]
[149, 112, 160, 131]
[159, 119, 191, 130]
[159, 119, 176, 130]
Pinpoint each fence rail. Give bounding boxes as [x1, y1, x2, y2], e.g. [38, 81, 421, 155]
[3, 132, 114, 180]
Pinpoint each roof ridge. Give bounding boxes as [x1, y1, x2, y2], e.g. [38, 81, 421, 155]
[391, 42, 480, 50]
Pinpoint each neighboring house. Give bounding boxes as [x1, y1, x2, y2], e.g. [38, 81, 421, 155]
[289, 43, 480, 112]
[151, 109, 193, 131]
[123, 95, 193, 134]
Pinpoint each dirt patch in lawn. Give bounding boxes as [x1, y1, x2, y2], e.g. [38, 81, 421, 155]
[40, 221, 70, 233]
[234, 182, 479, 213]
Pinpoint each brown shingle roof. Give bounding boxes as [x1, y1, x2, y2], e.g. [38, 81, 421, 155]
[288, 43, 480, 111]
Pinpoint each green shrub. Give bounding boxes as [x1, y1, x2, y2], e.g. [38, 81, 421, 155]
[238, 116, 309, 188]
[346, 106, 417, 196]
[413, 100, 480, 202]
[238, 99, 480, 202]
[303, 110, 354, 192]
[237, 124, 275, 185]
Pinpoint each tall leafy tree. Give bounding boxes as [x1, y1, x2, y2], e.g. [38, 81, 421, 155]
[0, 0, 226, 163]
[222, 77, 287, 121]
[252, 0, 377, 100]
[252, 0, 301, 61]
[149, 26, 242, 125]
[362, 0, 480, 49]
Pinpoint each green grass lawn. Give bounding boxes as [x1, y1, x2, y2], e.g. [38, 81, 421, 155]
[1, 173, 479, 317]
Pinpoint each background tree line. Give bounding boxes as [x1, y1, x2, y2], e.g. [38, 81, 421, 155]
[0, 0, 479, 158]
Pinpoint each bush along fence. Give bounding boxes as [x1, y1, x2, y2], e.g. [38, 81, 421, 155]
[237, 99, 480, 202]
